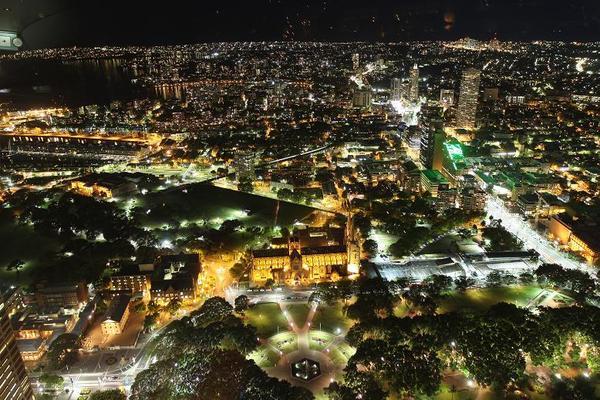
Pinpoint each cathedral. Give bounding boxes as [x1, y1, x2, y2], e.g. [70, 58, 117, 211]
[250, 225, 360, 285]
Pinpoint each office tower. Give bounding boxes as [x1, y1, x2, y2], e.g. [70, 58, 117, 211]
[419, 106, 445, 170]
[0, 300, 35, 400]
[439, 89, 455, 108]
[352, 53, 359, 71]
[352, 88, 372, 109]
[390, 78, 403, 101]
[408, 64, 419, 102]
[456, 68, 481, 129]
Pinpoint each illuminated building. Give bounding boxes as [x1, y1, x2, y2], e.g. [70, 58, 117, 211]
[456, 68, 481, 129]
[460, 187, 487, 213]
[70, 175, 138, 199]
[101, 294, 131, 337]
[35, 282, 88, 309]
[439, 89, 455, 108]
[408, 64, 419, 102]
[250, 226, 356, 285]
[0, 301, 34, 400]
[150, 254, 202, 303]
[233, 151, 257, 181]
[419, 106, 445, 170]
[420, 169, 449, 198]
[352, 53, 360, 71]
[549, 214, 600, 264]
[109, 264, 153, 299]
[352, 88, 372, 109]
[390, 78, 404, 101]
[440, 140, 468, 184]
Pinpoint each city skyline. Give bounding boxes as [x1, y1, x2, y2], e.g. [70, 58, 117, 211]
[0, 3, 600, 400]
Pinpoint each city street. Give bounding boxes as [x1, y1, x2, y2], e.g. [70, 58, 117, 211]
[485, 196, 590, 272]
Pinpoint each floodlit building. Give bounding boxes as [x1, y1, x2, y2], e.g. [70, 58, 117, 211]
[101, 294, 131, 337]
[408, 64, 419, 102]
[549, 214, 600, 264]
[421, 169, 450, 198]
[150, 254, 202, 303]
[456, 68, 481, 129]
[250, 226, 356, 285]
[352, 88, 372, 109]
[0, 301, 35, 400]
[35, 282, 88, 309]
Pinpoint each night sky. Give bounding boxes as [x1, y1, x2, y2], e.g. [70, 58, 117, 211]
[2, 0, 600, 49]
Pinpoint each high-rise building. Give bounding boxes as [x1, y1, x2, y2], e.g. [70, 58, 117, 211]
[390, 78, 404, 101]
[408, 64, 419, 102]
[419, 106, 445, 170]
[456, 68, 481, 129]
[439, 89, 455, 108]
[352, 88, 372, 109]
[1, 300, 35, 400]
[352, 53, 360, 71]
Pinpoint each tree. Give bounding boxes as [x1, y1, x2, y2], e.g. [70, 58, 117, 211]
[238, 178, 254, 193]
[482, 226, 523, 251]
[362, 239, 378, 257]
[191, 296, 233, 327]
[143, 312, 159, 332]
[229, 261, 247, 280]
[234, 295, 250, 314]
[132, 301, 146, 314]
[89, 389, 126, 400]
[47, 333, 80, 370]
[424, 274, 453, 297]
[454, 276, 476, 292]
[39, 373, 64, 390]
[163, 298, 182, 316]
[5, 259, 25, 278]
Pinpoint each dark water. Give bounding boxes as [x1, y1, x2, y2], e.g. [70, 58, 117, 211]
[0, 57, 145, 109]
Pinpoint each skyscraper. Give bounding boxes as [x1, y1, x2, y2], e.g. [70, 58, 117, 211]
[352, 87, 372, 109]
[352, 53, 359, 71]
[0, 300, 35, 400]
[408, 64, 419, 102]
[456, 68, 481, 129]
[390, 78, 403, 101]
[419, 106, 445, 170]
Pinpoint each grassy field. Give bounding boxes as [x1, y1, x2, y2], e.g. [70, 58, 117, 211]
[311, 302, 354, 334]
[285, 303, 311, 328]
[0, 218, 62, 285]
[437, 286, 544, 313]
[135, 183, 317, 229]
[245, 302, 289, 337]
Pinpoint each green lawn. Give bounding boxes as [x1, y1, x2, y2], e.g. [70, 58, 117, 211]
[245, 302, 289, 338]
[312, 302, 353, 334]
[285, 303, 311, 328]
[248, 347, 280, 368]
[0, 218, 62, 285]
[309, 331, 334, 351]
[137, 183, 316, 229]
[270, 332, 298, 353]
[437, 286, 544, 313]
